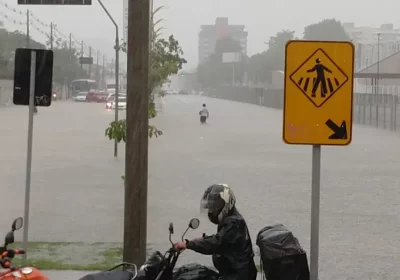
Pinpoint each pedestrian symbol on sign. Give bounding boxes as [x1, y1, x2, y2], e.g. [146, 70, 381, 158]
[289, 48, 349, 108]
[306, 58, 332, 98]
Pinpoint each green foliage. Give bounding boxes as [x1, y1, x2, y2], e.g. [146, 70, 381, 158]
[0, 28, 45, 79]
[51, 40, 89, 85]
[105, 120, 163, 143]
[149, 35, 187, 90]
[119, 35, 186, 91]
[197, 36, 246, 87]
[247, 29, 295, 84]
[148, 125, 163, 138]
[248, 30, 295, 82]
[303, 19, 350, 41]
[0, 27, 85, 82]
[105, 13, 186, 143]
[0, 25, 88, 83]
[105, 119, 126, 143]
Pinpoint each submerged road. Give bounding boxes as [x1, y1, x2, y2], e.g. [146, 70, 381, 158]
[0, 96, 400, 279]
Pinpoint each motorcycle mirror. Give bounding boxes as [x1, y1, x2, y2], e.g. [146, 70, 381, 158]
[168, 222, 174, 246]
[181, 218, 200, 242]
[4, 232, 14, 246]
[12, 217, 23, 231]
[188, 218, 200, 229]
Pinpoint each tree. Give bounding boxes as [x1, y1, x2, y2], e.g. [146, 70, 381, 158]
[247, 30, 295, 83]
[197, 36, 246, 87]
[51, 40, 88, 85]
[0, 25, 87, 83]
[303, 19, 350, 41]
[0, 28, 45, 79]
[105, 8, 187, 142]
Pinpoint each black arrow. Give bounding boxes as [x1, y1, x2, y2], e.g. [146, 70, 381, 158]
[325, 119, 347, 139]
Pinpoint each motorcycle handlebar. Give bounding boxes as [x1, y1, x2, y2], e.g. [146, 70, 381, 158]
[1, 249, 26, 258]
[0, 259, 11, 269]
[0, 249, 26, 269]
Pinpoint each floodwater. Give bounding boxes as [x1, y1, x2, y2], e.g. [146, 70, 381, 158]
[1, 96, 400, 279]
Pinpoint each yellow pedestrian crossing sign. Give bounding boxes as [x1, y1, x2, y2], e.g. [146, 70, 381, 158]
[290, 48, 348, 108]
[282, 40, 354, 146]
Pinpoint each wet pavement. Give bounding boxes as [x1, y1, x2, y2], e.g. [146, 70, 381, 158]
[1, 96, 400, 279]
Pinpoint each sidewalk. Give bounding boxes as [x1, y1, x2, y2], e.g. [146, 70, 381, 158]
[43, 270, 97, 279]
[42, 270, 263, 279]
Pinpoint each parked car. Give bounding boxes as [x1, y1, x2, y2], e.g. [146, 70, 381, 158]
[73, 92, 88, 102]
[86, 92, 108, 103]
[179, 90, 189, 95]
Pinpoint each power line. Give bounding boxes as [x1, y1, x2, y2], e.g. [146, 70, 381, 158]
[0, 0, 105, 59]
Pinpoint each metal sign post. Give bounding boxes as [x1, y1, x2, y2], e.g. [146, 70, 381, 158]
[13, 48, 53, 264]
[21, 50, 36, 264]
[310, 144, 321, 280]
[282, 40, 355, 280]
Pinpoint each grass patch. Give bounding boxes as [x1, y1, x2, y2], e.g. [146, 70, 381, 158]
[12, 259, 113, 271]
[6, 242, 264, 272]
[9, 242, 124, 270]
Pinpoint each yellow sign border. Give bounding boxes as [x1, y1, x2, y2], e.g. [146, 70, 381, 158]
[282, 40, 354, 146]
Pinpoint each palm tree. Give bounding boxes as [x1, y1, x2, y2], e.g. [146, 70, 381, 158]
[150, 5, 165, 47]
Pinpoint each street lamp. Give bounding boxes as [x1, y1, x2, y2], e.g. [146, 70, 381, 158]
[376, 33, 381, 127]
[97, 0, 120, 157]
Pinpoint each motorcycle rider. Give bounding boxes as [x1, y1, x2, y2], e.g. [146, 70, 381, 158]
[174, 184, 257, 280]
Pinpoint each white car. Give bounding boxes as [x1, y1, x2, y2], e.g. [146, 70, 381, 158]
[165, 89, 178, 95]
[106, 92, 126, 100]
[73, 92, 88, 102]
[111, 96, 127, 110]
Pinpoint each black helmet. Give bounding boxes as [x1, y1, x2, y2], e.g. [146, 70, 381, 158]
[200, 184, 236, 224]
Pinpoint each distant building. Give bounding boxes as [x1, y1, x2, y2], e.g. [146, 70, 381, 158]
[198, 17, 248, 65]
[343, 22, 400, 71]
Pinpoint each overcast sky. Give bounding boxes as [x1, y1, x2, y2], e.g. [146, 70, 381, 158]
[1, 0, 400, 71]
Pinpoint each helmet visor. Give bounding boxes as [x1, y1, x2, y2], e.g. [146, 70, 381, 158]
[200, 191, 224, 215]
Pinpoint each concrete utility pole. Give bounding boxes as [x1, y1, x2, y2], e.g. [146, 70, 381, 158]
[88, 46, 92, 78]
[376, 33, 381, 127]
[50, 22, 53, 49]
[123, 0, 150, 266]
[69, 33, 72, 53]
[80, 40, 84, 74]
[26, 10, 30, 47]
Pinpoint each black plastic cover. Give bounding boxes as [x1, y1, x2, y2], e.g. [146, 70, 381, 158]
[173, 263, 219, 280]
[256, 224, 305, 259]
[140, 251, 165, 280]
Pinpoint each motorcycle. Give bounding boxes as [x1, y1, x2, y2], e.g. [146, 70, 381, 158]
[0, 217, 212, 280]
[0, 217, 48, 280]
[80, 218, 202, 280]
[0, 217, 138, 280]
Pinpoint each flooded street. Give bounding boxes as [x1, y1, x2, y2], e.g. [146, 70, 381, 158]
[1, 96, 400, 279]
